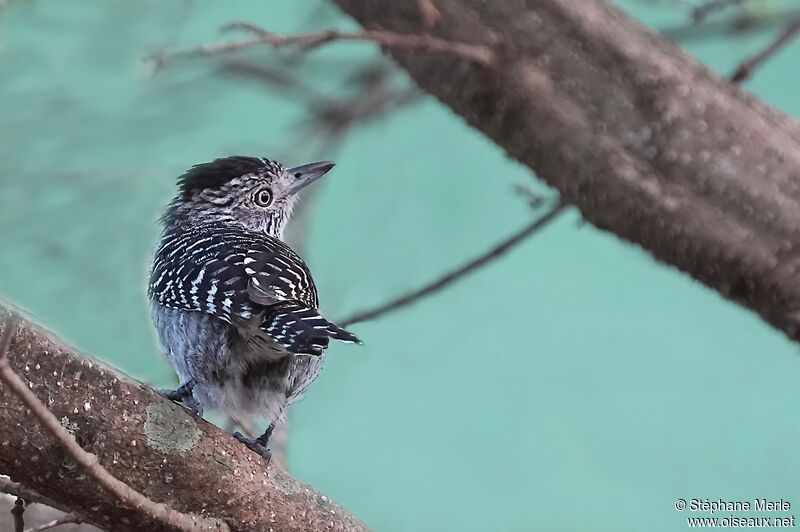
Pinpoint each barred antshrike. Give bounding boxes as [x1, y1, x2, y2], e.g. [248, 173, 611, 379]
[149, 156, 359, 461]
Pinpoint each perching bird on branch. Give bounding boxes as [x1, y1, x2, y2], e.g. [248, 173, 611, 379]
[149, 156, 360, 461]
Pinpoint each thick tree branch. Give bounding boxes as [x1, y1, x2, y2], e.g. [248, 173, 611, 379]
[0, 304, 369, 532]
[0, 317, 226, 532]
[329, 0, 800, 343]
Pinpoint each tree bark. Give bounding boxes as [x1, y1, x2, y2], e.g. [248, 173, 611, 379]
[0, 304, 369, 532]
[330, 0, 800, 341]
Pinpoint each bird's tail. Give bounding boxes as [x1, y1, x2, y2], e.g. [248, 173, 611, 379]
[324, 320, 361, 344]
[261, 302, 361, 356]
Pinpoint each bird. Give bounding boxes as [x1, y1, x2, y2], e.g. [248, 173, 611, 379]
[148, 156, 360, 462]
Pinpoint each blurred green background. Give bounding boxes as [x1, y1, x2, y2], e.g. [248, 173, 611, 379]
[2, 1, 800, 531]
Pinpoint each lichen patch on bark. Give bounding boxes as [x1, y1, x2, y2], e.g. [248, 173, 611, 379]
[143, 402, 201, 454]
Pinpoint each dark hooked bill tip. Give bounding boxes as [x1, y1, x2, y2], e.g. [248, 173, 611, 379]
[287, 161, 335, 194]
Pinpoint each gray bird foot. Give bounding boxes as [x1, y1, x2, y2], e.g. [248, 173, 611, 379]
[159, 379, 194, 400]
[233, 431, 272, 463]
[159, 380, 203, 417]
[233, 422, 275, 463]
[181, 395, 203, 417]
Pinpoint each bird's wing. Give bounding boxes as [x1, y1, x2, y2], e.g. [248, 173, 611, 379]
[149, 222, 359, 356]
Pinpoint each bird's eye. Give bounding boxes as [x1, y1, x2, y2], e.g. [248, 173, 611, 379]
[255, 188, 273, 207]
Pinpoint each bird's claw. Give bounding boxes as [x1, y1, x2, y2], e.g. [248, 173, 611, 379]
[233, 431, 272, 463]
[159, 380, 203, 416]
[180, 395, 203, 417]
[159, 379, 194, 399]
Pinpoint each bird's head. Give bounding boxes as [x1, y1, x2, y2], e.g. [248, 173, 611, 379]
[162, 156, 334, 238]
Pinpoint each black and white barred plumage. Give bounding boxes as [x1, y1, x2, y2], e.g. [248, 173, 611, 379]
[149, 156, 358, 460]
[149, 221, 357, 356]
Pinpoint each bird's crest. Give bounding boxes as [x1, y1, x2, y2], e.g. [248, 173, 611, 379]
[176, 156, 284, 201]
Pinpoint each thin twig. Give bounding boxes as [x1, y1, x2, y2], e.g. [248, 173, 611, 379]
[692, 0, 752, 23]
[514, 184, 548, 209]
[222, 20, 273, 38]
[12, 498, 24, 532]
[23, 512, 82, 532]
[417, 0, 441, 28]
[339, 201, 567, 327]
[149, 27, 497, 72]
[730, 18, 800, 83]
[218, 58, 327, 102]
[293, 79, 420, 159]
[0, 316, 230, 532]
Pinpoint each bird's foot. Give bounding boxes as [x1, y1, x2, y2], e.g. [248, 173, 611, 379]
[181, 395, 203, 417]
[159, 380, 203, 416]
[233, 431, 272, 463]
[159, 379, 194, 400]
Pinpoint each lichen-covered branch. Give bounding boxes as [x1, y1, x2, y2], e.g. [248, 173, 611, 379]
[0, 316, 225, 532]
[330, 0, 800, 343]
[0, 304, 369, 532]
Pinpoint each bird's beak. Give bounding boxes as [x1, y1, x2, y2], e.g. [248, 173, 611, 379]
[287, 161, 335, 194]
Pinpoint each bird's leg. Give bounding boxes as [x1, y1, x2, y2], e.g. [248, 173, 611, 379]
[159, 379, 203, 416]
[233, 422, 275, 463]
[181, 394, 203, 417]
[159, 379, 193, 400]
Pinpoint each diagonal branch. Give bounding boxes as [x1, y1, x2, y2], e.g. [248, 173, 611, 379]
[0, 305, 369, 532]
[0, 316, 229, 532]
[340, 201, 567, 327]
[330, 0, 800, 344]
[730, 18, 800, 83]
[148, 26, 497, 72]
[692, 0, 753, 23]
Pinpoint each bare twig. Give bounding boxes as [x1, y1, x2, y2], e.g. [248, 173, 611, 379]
[23, 512, 82, 532]
[730, 18, 800, 83]
[293, 73, 420, 158]
[217, 58, 327, 102]
[417, 0, 441, 28]
[222, 20, 273, 38]
[0, 315, 230, 532]
[514, 184, 548, 209]
[149, 27, 497, 72]
[692, 0, 753, 23]
[339, 201, 567, 327]
[12, 498, 24, 532]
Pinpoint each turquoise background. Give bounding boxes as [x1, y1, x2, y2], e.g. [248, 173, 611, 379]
[2, 1, 799, 530]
